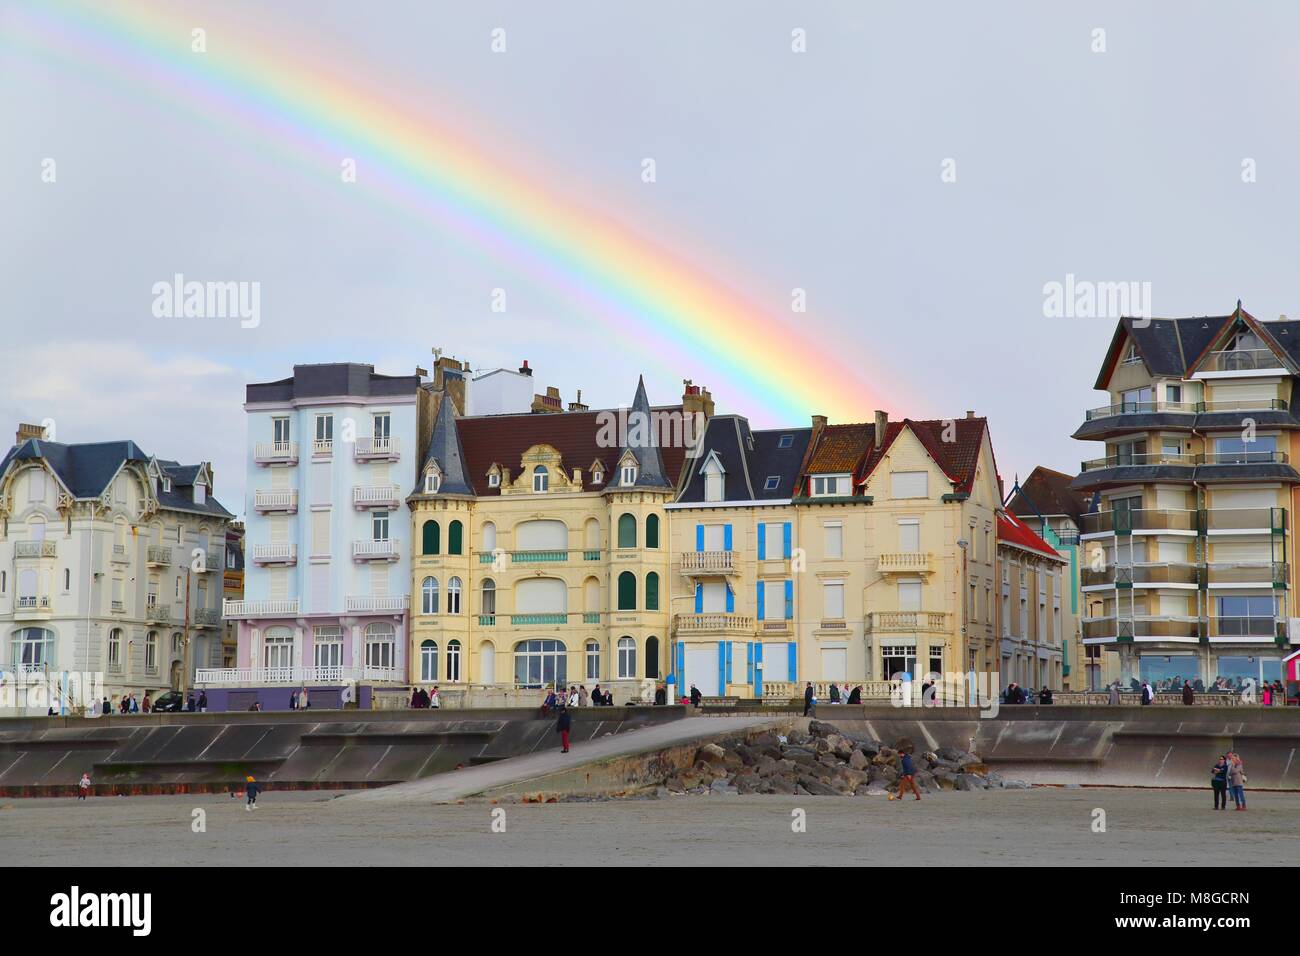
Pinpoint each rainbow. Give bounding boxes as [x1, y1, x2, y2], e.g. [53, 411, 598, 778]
[5, 0, 899, 424]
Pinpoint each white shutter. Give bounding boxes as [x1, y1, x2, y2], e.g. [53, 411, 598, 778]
[312, 512, 330, 556]
[515, 520, 567, 551]
[891, 472, 928, 499]
[1211, 488, 1276, 509]
[515, 577, 567, 613]
[898, 580, 922, 611]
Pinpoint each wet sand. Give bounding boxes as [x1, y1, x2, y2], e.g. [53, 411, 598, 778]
[2, 787, 1293, 866]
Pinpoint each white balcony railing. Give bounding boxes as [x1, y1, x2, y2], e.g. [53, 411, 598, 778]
[352, 485, 402, 509]
[146, 546, 172, 566]
[253, 489, 298, 513]
[222, 598, 300, 618]
[353, 539, 399, 561]
[194, 664, 405, 687]
[345, 594, 410, 613]
[877, 552, 934, 574]
[675, 613, 755, 635]
[353, 436, 400, 460]
[251, 543, 297, 564]
[14, 540, 57, 559]
[16, 595, 52, 612]
[680, 550, 738, 574]
[254, 441, 299, 463]
[865, 610, 952, 633]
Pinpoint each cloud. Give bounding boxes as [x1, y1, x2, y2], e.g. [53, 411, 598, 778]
[0, 342, 248, 518]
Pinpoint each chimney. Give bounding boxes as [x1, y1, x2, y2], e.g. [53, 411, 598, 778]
[966, 410, 976, 419]
[519, 360, 533, 376]
[681, 381, 715, 421]
[568, 388, 589, 412]
[15, 422, 45, 445]
[811, 415, 827, 430]
[874, 410, 888, 448]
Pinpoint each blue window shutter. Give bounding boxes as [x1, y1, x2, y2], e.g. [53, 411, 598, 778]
[726, 642, 733, 684]
[723, 523, 733, 550]
[675, 642, 685, 686]
[788, 642, 797, 682]
[784, 579, 794, 620]
[756, 580, 766, 621]
[694, 582, 703, 614]
[755, 642, 764, 695]
[718, 641, 727, 694]
[757, 523, 766, 560]
[696, 524, 704, 551]
[746, 642, 754, 685]
[726, 583, 734, 613]
[782, 522, 793, 559]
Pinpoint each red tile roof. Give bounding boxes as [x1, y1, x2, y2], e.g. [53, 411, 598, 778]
[997, 511, 1064, 561]
[800, 417, 991, 498]
[455, 406, 687, 496]
[1006, 466, 1088, 523]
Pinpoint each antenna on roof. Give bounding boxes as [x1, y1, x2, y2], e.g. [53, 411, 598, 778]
[432, 347, 443, 362]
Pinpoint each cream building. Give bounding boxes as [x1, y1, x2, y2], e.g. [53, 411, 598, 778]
[994, 510, 1071, 690]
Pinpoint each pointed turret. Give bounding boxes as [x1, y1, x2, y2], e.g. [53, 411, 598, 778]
[420, 392, 473, 496]
[616, 375, 671, 489]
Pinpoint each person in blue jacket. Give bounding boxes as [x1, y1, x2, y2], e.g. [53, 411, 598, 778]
[1211, 754, 1229, 810]
[897, 750, 922, 801]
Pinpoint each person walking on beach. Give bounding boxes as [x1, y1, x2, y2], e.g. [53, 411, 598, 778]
[555, 704, 571, 754]
[244, 775, 260, 811]
[803, 682, 816, 717]
[78, 772, 91, 801]
[896, 749, 922, 801]
[1211, 754, 1229, 810]
[1228, 753, 1248, 810]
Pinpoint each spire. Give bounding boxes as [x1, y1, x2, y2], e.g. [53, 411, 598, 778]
[420, 393, 473, 496]
[618, 375, 671, 489]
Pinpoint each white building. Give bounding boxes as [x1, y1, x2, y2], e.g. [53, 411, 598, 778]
[0, 428, 233, 716]
[201, 364, 421, 710]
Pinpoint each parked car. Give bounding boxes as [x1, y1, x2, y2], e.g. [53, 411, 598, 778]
[151, 691, 185, 712]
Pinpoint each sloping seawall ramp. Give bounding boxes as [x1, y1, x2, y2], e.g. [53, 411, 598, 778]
[818, 705, 1300, 788]
[0, 707, 681, 796]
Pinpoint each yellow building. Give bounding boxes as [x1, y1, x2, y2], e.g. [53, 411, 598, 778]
[994, 510, 1073, 691]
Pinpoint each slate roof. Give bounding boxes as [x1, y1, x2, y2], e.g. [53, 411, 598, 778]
[418, 393, 474, 496]
[0, 439, 232, 518]
[676, 415, 812, 503]
[1006, 466, 1088, 523]
[246, 363, 420, 403]
[618, 376, 672, 489]
[799, 417, 990, 498]
[997, 511, 1065, 562]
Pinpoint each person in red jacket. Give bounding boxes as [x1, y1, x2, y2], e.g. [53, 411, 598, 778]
[555, 704, 571, 753]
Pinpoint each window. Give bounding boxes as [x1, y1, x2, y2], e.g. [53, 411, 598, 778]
[365, 622, 396, 670]
[12, 627, 54, 668]
[447, 576, 462, 614]
[898, 519, 920, 552]
[617, 513, 636, 549]
[145, 632, 158, 673]
[1166, 384, 1183, 404]
[372, 412, 391, 441]
[704, 468, 723, 502]
[778, 434, 794, 449]
[621, 464, 638, 486]
[424, 472, 440, 494]
[823, 580, 844, 619]
[420, 640, 439, 682]
[273, 416, 291, 446]
[422, 520, 440, 555]
[928, 644, 944, 678]
[646, 636, 660, 679]
[898, 581, 921, 612]
[1214, 434, 1277, 463]
[314, 626, 342, 669]
[645, 514, 660, 549]
[891, 471, 928, 499]
[315, 414, 333, 447]
[448, 520, 463, 555]
[1122, 343, 1142, 366]
[824, 522, 843, 559]
[617, 636, 636, 678]
[617, 571, 637, 610]
[764, 476, 780, 491]
[533, 466, 549, 493]
[373, 511, 390, 541]
[811, 474, 850, 497]
[481, 579, 496, 617]
[63, 568, 71, 591]
[585, 640, 601, 680]
[421, 577, 439, 615]
[1120, 386, 1153, 411]
[1, 571, 6, 593]
[881, 644, 917, 681]
[645, 571, 660, 610]
[1215, 595, 1277, 635]
[592, 470, 603, 484]
[446, 640, 462, 682]
[514, 639, 567, 688]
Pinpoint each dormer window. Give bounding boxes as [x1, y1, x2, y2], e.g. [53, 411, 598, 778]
[1121, 343, 1142, 366]
[425, 472, 440, 494]
[621, 464, 638, 486]
[488, 473, 500, 489]
[810, 474, 851, 497]
[162, 478, 172, 493]
[778, 434, 794, 449]
[533, 466, 549, 493]
[701, 454, 725, 503]
[593, 470, 603, 485]
[193, 483, 206, 505]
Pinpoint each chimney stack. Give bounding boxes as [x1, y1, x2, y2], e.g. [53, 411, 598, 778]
[874, 410, 888, 448]
[519, 360, 533, 376]
[681, 381, 715, 421]
[966, 410, 976, 419]
[15, 422, 45, 446]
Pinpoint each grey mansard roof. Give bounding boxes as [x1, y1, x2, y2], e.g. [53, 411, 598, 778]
[677, 416, 812, 503]
[416, 393, 474, 497]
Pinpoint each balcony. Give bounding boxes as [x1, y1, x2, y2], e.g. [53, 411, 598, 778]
[1205, 562, 1288, 588]
[14, 540, 57, 559]
[200, 548, 224, 572]
[14, 595, 52, 620]
[1084, 400, 1198, 421]
[1083, 615, 1203, 641]
[251, 543, 297, 565]
[679, 550, 739, 575]
[195, 664, 404, 687]
[1199, 349, 1286, 374]
[510, 613, 568, 625]
[111, 544, 130, 564]
[675, 612, 756, 637]
[254, 489, 298, 514]
[1200, 450, 1289, 466]
[352, 485, 402, 510]
[1204, 507, 1286, 534]
[222, 598, 300, 618]
[1206, 616, 1286, 641]
[144, 603, 171, 624]
[1080, 452, 1197, 473]
[877, 552, 934, 575]
[194, 607, 223, 627]
[865, 610, 952, 634]
[1080, 509, 1198, 536]
[353, 539, 399, 562]
[345, 594, 410, 613]
[312, 439, 333, 457]
[146, 546, 172, 567]
[1081, 562, 1202, 588]
[353, 436, 400, 462]
[254, 441, 299, 465]
[507, 550, 568, 564]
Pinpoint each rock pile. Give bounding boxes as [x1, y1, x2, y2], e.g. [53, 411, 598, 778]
[663, 720, 1030, 796]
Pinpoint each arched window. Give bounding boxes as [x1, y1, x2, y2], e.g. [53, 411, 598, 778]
[645, 571, 660, 611]
[145, 631, 158, 674]
[646, 513, 660, 549]
[421, 576, 439, 615]
[422, 520, 440, 555]
[514, 639, 567, 688]
[447, 639, 462, 682]
[420, 640, 439, 682]
[107, 628, 123, 672]
[617, 636, 636, 679]
[447, 576, 462, 614]
[448, 520, 464, 555]
[533, 466, 549, 493]
[480, 641, 497, 685]
[617, 571, 637, 611]
[645, 636, 660, 679]
[585, 640, 601, 681]
[482, 521, 497, 552]
[11, 627, 53, 668]
[365, 622, 396, 670]
[481, 578, 496, 618]
[617, 513, 636, 549]
[583, 517, 600, 551]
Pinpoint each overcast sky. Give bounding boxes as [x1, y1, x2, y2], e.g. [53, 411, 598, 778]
[5, 0, 1300, 516]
